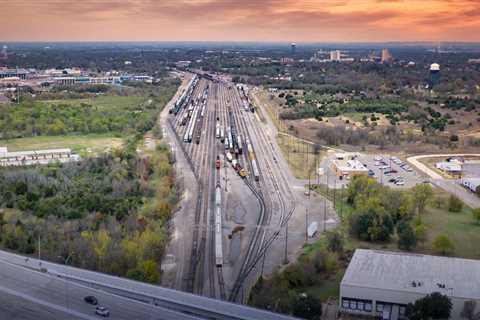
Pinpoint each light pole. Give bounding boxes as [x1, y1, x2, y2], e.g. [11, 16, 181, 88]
[59, 253, 74, 310]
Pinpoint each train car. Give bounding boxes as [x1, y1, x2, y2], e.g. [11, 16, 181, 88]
[215, 208, 223, 267]
[237, 135, 243, 154]
[224, 137, 229, 150]
[220, 127, 225, 142]
[215, 184, 223, 267]
[251, 159, 260, 181]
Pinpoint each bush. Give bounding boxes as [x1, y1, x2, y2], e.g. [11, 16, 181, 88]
[433, 234, 454, 255]
[326, 230, 344, 253]
[472, 208, 480, 225]
[448, 195, 463, 212]
[397, 222, 417, 251]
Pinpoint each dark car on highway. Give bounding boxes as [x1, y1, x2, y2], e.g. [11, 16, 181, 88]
[84, 296, 98, 305]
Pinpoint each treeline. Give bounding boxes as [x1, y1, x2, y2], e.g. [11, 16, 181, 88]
[0, 79, 179, 139]
[0, 143, 177, 282]
[315, 125, 401, 147]
[280, 99, 407, 120]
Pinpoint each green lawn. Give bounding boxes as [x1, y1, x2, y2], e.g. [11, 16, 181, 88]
[44, 95, 146, 110]
[1, 134, 123, 157]
[422, 200, 480, 259]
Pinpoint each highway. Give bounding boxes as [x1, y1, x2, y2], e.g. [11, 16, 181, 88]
[0, 249, 298, 319]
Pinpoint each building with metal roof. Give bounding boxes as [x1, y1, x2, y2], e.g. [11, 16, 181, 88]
[340, 249, 480, 319]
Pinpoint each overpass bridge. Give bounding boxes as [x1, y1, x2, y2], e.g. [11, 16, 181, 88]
[0, 250, 299, 320]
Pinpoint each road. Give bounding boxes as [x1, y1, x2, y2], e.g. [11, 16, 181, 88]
[408, 154, 480, 208]
[0, 251, 199, 320]
[0, 249, 298, 320]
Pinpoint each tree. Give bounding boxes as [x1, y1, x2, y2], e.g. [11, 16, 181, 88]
[292, 294, 322, 320]
[397, 222, 417, 251]
[126, 259, 160, 283]
[448, 195, 463, 212]
[405, 292, 452, 320]
[433, 234, 454, 255]
[414, 223, 427, 247]
[349, 197, 394, 242]
[412, 184, 433, 216]
[326, 230, 344, 253]
[472, 208, 480, 225]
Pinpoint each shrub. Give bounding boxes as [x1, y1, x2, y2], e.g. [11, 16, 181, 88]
[433, 234, 454, 255]
[448, 195, 463, 212]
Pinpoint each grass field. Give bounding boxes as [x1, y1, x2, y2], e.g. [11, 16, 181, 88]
[2, 134, 123, 157]
[277, 133, 323, 180]
[44, 95, 146, 110]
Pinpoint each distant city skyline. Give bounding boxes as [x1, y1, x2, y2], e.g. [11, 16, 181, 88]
[0, 0, 479, 42]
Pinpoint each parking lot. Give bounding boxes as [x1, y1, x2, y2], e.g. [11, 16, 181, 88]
[357, 153, 424, 189]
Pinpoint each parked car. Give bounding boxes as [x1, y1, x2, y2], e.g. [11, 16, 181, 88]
[368, 169, 375, 176]
[84, 296, 98, 305]
[395, 180, 405, 186]
[95, 307, 110, 317]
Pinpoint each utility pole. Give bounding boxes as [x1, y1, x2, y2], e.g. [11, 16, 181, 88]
[324, 196, 327, 231]
[305, 207, 309, 243]
[37, 235, 41, 260]
[283, 221, 289, 264]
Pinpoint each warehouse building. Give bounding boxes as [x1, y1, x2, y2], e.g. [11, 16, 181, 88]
[340, 249, 480, 319]
[0, 146, 80, 167]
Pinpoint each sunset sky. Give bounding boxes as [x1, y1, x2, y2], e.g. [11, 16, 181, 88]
[1, 0, 479, 42]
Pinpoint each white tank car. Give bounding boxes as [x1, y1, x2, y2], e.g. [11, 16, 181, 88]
[251, 159, 260, 181]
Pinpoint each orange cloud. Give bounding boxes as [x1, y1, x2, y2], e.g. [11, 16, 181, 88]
[0, 0, 479, 41]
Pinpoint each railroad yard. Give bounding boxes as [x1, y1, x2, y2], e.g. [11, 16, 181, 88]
[160, 72, 338, 303]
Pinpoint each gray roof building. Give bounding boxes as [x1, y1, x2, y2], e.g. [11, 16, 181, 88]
[340, 249, 480, 319]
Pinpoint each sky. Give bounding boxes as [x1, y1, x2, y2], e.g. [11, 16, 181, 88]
[1, 0, 479, 42]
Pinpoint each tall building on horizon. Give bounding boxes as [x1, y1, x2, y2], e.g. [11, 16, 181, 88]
[291, 43, 296, 56]
[330, 50, 342, 61]
[0, 45, 7, 61]
[381, 48, 392, 63]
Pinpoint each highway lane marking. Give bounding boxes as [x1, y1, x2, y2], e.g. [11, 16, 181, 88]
[0, 284, 97, 320]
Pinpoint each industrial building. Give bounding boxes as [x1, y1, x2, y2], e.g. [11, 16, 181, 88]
[340, 249, 480, 319]
[436, 158, 463, 176]
[0, 146, 80, 167]
[0, 68, 28, 80]
[331, 153, 368, 179]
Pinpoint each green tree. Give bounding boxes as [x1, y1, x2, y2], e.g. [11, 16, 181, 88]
[448, 195, 463, 212]
[433, 234, 454, 255]
[349, 197, 394, 242]
[412, 184, 433, 216]
[405, 292, 452, 320]
[126, 259, 160, 283]
[292, 294, 322, 320]
[472, 208, 480, 225]
[397, 222, 417, 251]
[326, 230, 344, 253]
[414, 223, 427, 247]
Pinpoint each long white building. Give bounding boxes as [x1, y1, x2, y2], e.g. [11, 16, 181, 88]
[340, 249, 480, 319]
